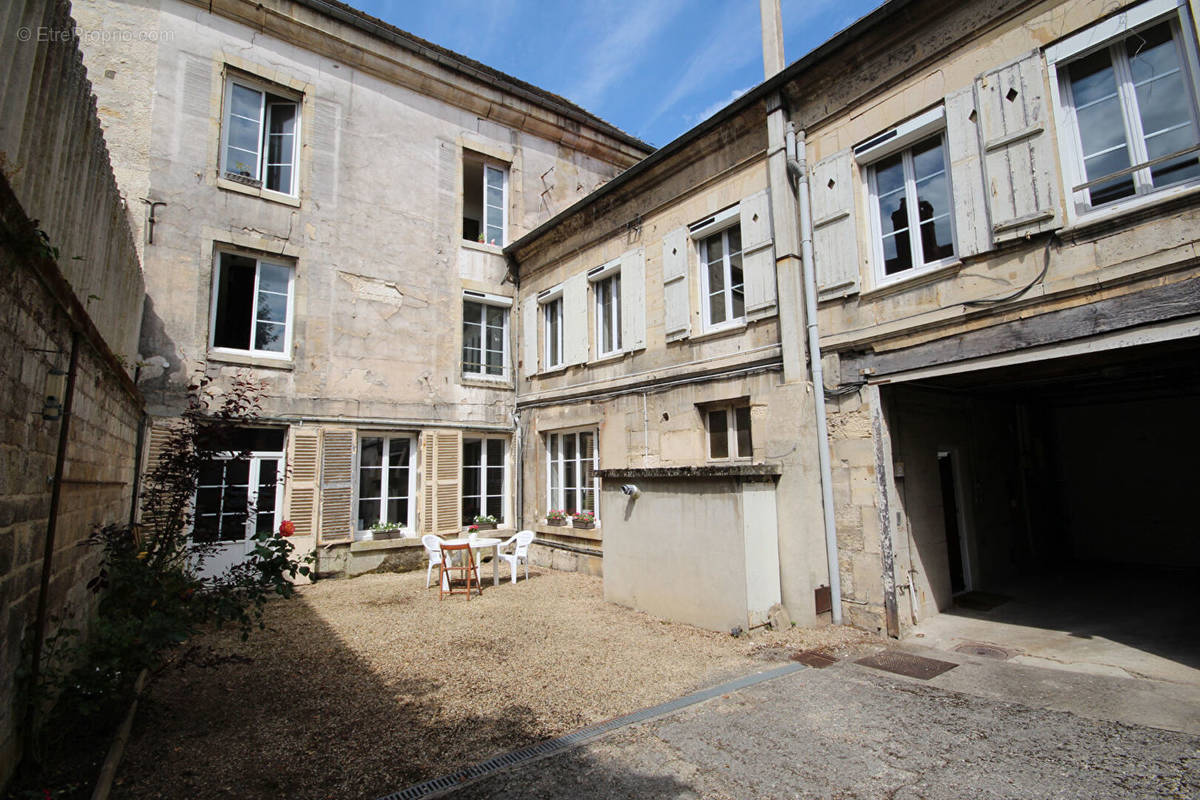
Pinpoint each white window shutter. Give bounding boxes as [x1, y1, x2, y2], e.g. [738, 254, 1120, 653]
[620, 247, 646, 351]
[421, 430, 461, 534]
[739, 189, 777, 318]
[975, 50, 1060, 242]
[563, 272, 588, 366]
[945, 86, 992, 258]
[140, 419, 181, 530]
[521, 295, 538, 378]
[318, 428, 355, 543]
[810, 149, 861, 297]
[662, 226, 690, 341]
[284, 427, 321, 538]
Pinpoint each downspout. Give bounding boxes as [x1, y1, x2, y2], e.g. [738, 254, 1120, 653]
[786, 124, 843, 625]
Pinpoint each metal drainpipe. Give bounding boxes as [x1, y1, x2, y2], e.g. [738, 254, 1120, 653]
[23, 330, 81, 747]
[786, 123, 843, 625]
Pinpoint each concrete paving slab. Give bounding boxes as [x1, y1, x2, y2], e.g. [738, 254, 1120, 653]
[441, 659, 1200, 799]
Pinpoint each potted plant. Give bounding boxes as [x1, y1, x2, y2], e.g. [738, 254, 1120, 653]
[545, 509, 567, 526]
[571, 510, 596, 529]
[370, 521, 406, 540]
[471, 514, 498, 531]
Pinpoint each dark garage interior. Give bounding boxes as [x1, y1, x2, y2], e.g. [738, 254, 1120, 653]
[882, 336, 1200, 678]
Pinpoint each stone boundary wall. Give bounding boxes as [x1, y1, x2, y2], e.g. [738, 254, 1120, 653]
[0, 0, 145, 362]
[0, 0, 146, 786]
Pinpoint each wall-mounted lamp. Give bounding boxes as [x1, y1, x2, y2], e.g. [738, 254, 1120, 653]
[620, 484, 641, 499]
[42, 365, 67, 421]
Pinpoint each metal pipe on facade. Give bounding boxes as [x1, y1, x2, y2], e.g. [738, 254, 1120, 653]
[787, 123, 843, 625]
[23, 330, 80, 748]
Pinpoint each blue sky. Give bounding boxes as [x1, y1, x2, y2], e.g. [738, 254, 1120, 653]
[353, 0, 885, 148]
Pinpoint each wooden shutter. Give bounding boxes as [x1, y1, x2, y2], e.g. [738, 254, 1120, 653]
[739, 189, 777, 318]
[975, 50, 1060, 242]
[421, 430, 461, 534]
[662, 226, 690, 341]
[284, 426, 320, 538]
[620, 247, 646, 351]
[318, 427, 355, 543]
[563, 272, 588, 366]
[945, 86, 992, 258]
[521, 294, 538, 378]
[139, 418, 179, 527]
[810, 149, 861, 297]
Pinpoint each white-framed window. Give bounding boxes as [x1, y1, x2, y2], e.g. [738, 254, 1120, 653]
[1048, 0, 1200, 218]
[355, 434, 415, 532]
[462, 436, 506, 524]
[210, 250, 295, 358]
[194, 428, 285, 545]
[588, 259, 622, 357]
[864, 132, 956, 281]
[542, 293, 564, 369]
[462, 292, 511, 380]
[704, 402, 752, 461]
[546, 429, 596, 517]
[463, 154, 508, 246]
[698, 224, 744, 331]
[220, 75, 300, 196]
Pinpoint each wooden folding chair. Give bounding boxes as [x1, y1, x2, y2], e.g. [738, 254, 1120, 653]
[439, 542, 482, 600]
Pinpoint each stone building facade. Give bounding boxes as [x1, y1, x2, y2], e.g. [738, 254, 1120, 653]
[76, 0, 650, 576]
[507, 0, 1200, 635]
[70, 0, 1200, 643]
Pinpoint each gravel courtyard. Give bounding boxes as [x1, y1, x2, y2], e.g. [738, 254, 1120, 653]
[112, 568, 871, 799]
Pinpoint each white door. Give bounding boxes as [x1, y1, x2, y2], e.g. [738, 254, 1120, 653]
[193, 451, 284, 579]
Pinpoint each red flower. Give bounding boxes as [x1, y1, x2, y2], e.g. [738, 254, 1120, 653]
[279, 520, 295, 537]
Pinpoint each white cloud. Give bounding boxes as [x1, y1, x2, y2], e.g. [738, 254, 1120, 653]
[566, 0, 688, 108]
[688, 85, 753, 126]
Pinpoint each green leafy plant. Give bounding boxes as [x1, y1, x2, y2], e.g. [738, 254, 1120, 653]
[571, 510, 595, 525]
[19, 374, 312, 776]
[472, 514, 498, 524]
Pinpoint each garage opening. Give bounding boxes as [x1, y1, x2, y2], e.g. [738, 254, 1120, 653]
[882, 337, 1200, 683]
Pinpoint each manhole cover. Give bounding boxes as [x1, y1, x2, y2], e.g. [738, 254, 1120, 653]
[854, 650, 957, 680]
[953, 642, 1018, 660]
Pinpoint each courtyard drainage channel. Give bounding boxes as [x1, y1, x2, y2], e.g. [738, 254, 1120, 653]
[377, 661, 808, 800]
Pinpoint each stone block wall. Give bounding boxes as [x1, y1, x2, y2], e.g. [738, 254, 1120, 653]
[0, 0, 146, 786]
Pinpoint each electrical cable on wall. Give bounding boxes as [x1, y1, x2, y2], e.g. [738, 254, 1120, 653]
[963, 233, 1057, 307]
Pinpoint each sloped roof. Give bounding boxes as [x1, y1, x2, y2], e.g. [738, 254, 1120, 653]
[294, 0, 654, 154]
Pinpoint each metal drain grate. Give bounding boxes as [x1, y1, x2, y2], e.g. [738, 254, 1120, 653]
[377, 662, 806, 800]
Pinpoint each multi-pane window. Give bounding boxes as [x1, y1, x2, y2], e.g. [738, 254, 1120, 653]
[543, 297, 563, 369]
[594, 273, 621, 356]
[462, 299, 508, 378]
[1057, 16, 1200, 212]
[462, 437, 506, 524]
[546, 430, 596, 516]
[211, 251, 294, 357]
[221, 77, 300, 195]
[463, 155, 507, 246]
[868, 134, 955, 278]
[700, 226, 744, 329]
[356, 436, 413, 531]
[706, 403, 752, 461]
[194, 429, 284, 543]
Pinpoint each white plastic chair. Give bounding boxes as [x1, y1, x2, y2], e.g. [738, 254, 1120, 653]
[422, 534, 448, 588]
[496, 530, 535, 584]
